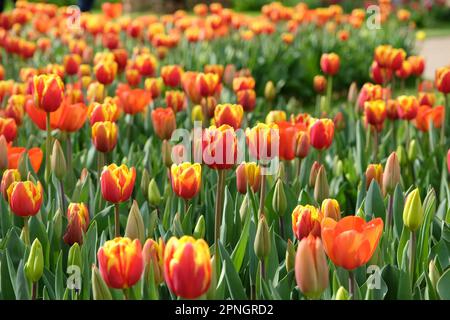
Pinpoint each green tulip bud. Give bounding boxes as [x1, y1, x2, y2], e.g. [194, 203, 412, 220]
[193, 215, 205, 239]
[148, 179, 161, 207]
[335, 286, 349, 300]
[254, 215, 271, 261]
[51, 139, 67, 181]
[272, 178, 287, 217]
[382, 151, 400, 196]
[239, 193, 250, 222]
[125, 200, 145, 244]
[172, 212, 184, 237]
[407, 139, 418, 161]
[314, 166, 329, 204]
[140, 168, 151, 198]
[285, 239, 295, 272]
[429, 258, 440, 290]
[277, 161, 285, 181]
[24, 239, 44, 283]
[68, 243, 82, 269]
[91, 265, 112, 300]
[264, 81, 276, 101]
[396, 145, 407, 166]
[18, 152, 29, 178]
[403, 188, 423, 232]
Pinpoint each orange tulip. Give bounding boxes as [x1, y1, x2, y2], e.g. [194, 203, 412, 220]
[165, 90, 185, 113]
[7, 180, 43, 217]
[277, 120, 305, 161]
[170, 162, 202, 200]
[246, 123, 279, 161]
[89, 100, 120, 125]
[92, 121, 118, 153]
[143, 238, 165, 285]
[196, 72, 220, 97]
[292, 205, 323, 240]
[98, 237, 144, 289]
[295, 235, 329, 299]
[232, 76, 255, 92]
[366, 164, 383, 190]
[364, 100, 387, 126]
[320, 52, 340, 76]
[182, 71, 201, 104]
[374, 45, 405, 70]
[1, 169, 20, 200]
[151, 107, 176, 140]
[7, 146, 43, 173]
[313, 75, 327, 94]
[236, 89, 256, 112]
[415, 105, 444, 132]
[117, 86, 151, 115]
[52, 102, 88, 132]
[145, 77, 163, 99]
[214, 103, 243, 129]
[64, 54, 82, 76]
[309, 118, 334, 150]
[321, 216, 383, 270]
[136, 53, 158, 77]
[321, 198, 341, 221]
[435, 66, 450, 94]
[161, 65, 184, 88]
[33, 74, 64, 112]
[94, 59, 118, 85]
[408, 56, 425, 77]
[163, 236, 211, 299]
[0, 117, 17, 142]
[396, 95, 419, 120]
[236, 162, 261, 194]
[202, 125, 237, 169]
[63, 203, 89, 245]
[100, 164, 136, 204]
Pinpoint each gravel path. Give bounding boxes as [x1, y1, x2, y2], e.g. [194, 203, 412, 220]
[419, 36, 450, 79]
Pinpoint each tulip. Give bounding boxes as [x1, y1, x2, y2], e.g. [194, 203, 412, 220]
[33, 74, 64, 113]
[395, 60, 412, 79]
[165, 90, 185, 113]
[403, 188, 423, 232]
[0, 136, 7, 170]
[145, 77, 163, 99]
[309, 118, 334, 151]
[63, 203, 89, 246]
[164, 236, 211, 299]
[272, 178, 287, 217]
[408, 56, 425, 77]
[182, 72, 202, 104]
[1, 169, 20, 200]
[204, 64, 224, 81]
[435, 66, 450, 94]
[24, 238, 44, 285]
[277, 121, 305, 161]
[264, 81, 276, 101]
[51, 139, 66, 182]
[236, 162, 261, 194]
[382, 151, 400, 196]
[254, 215, 271, 263]
[214, 103, 244, 129]
[161, 65, 184, 88]
[87, 82, 105, 103]
[136, 53, 158, 77]
[194, 215, 206, 239]
[68, 243, 82, 271]
[6, 146, 43, 174]
[321, 198, 341, 221]
[117, 86, 151, 115]
[0, 117, 17, 142]
[418, 92, 435, 107]
[357, 83, 384, 110]
[236, 89, 256, 112]
[202, 125, 237, 170]
[7, 180, 43, 218]
[5, 94, 25, 125]
[148, 178, 161, 207]
[98, 237, 144, 290]
[370, 61, 392, 85]
[374, 45, 406, 70]
[64, 54, 82, 76]
[53, 102, 88, 133]
[366, 164, 383, 190]
[309, 161, 322, 188]
[246, 123, 279, 162]
[313, 75, 327, 94]
[88, 101, 120, 126]
[396, 95, 419, 120]
[292, 205, 323, 240]
[170, 162, 202, 200]
[295, 235, 329, 299]
[91, 121, 118, 153]
[364, 100, 386, 126]
[151, 107, 176, 141]
[335, 286, 350, 300]
[320, 53, 340, 76]
[94, 59, 118, 86]
[143, 238, 165, 285]
[232, 76, 255, 92]
[265, 110, 286, 124]
[296, 131, 310, 159]
[100, 164, 136, 204]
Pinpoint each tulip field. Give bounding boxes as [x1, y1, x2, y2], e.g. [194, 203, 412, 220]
[0, 0, 450, 303]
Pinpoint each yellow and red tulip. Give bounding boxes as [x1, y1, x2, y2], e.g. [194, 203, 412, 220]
[161, 65, 184, 88]
[33, 74, 64, 113]
[63, 203, 89, 245]
[309, 118, 334, 150]
[91, 121, 118, 153]
[292, 205, 323, 240]
[435, 66, 450, 94]
[203, 125, 237, 170]
[1, 169, 20, 200]
[213, 103, 243, 129]
[365, 164, 383, 190]
[236, 162, 261, 194]
[100, 164, 136, 204]
[143, 238, 165, 285]
[170, 162, 202, 200]
[7, 180, 43, 217]
[151, 107, 176, 140]
[396, 95, 419, 120]
[320, 52, 340, 76]
[0, 117, 17, 142]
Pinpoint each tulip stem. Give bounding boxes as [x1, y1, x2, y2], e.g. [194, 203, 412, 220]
[66, 133, 72, 174]
[441, 94, 449, 146]
[32, 282, 37, 300]
[372, 127, 378, 162]
[409, 231, 416, 283]
[296, 158, 302, 185]
[45, 112, 52, 183]
[114, 203, 120, 237]
[348, 270, 356, 300]
[23, 216, 30, 246]
[386, 194, 394, 239]
[258, 173, 266, 217]
[214, 169, 226, 273]
[260, 260, 266, 280]
[59, 180, 66, 213]
[326, 75, 333, 113]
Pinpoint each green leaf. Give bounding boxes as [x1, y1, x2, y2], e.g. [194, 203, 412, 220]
[392, 184, 404, 239]
[437, 268, 450, 300]
[219, 242, 247, 300]
[364, 180, 386, 222]
[1, 251, 16, 300]
[230, 211, 250, 273]
[55, 252, 65, 300]
[15, 259, 30, 300]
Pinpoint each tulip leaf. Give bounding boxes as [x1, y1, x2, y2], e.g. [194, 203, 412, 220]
[55, 252, 65, 300]
[220, 186, 235, 246]
[392, 184, 404, 239]
[416, 189, 436, 280]
[41, 269, 56, 299]
[0, 200, 12, 238]
[364, 180, 385, 222]
[381, 264, 400, 300]
[397, 226, 410, 269]
[355, 120, 366, 176]
[0, 251, 16, 300]
[219, 242, 247, 300]
[14, 259, 30, 300]
[275, 270, 295, 300]
[230, 211, 250, 273]
[437, 268, 450, 300]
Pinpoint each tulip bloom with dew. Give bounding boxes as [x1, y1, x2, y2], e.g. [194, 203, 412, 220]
[151, 107, 176, 140]
[98, 237, 144, 290]
[295, 235, 329, 299]
[170, 162, 202, 200]
[63, 203, 89, 246]
[214, 103, 243, 129]
[292, 205, 323, 240]
[163, 236, 211, 299]
[236, 162, 261, 194]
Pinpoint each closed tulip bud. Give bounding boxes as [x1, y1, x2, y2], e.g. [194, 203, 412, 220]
[240, 193, 250, 222]
[140, 169, 150, 197]
[68, 243, 82, 270]
[366, 164, 383, 190]
[285, 239, 295, 272]
[91, 265, 112, 300]
[408, 139, 418, 161]
[277, 161, 286, 181]
[383, 152, 400, 196]
[264, 81, 276, 101]
[24, 238, 44, 283]
[162, 140, 173, 168]
[193, 215, 205, 239]
[403, 188, 423, 232]
[0, 135, 8, 170]
[335, 286, 349, 300]
[396, 145, 407, 166]
[321, 198, 341, 221]
[314, 166, 329, 204]
[52, 208, 63, 241]
[125, 200, 145, 244]
[148, 179, 161, 207]
[429, 259, 440, 290]
[333, 158, 343, 177]
[295, 235, 329, 299]
[51, 140, 66, 181]
[295, 131, 310, 159]
[347, 82, 358, 104]
[143, 238, 164, 285]
[313, 75, 327, 94]
[1, 169, 21, 200]
[236, 162, 261, 194]
[272, 178, 287, 217]
[191, 105, 204, 123]
[309, 161, 322, 188]
[254, 215, 271, 261]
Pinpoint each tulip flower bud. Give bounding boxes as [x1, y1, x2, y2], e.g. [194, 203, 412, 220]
[333, 159, 343, 177]
[125, 200, 145, 244]
[408, 139, 418, 161]
[143, 238, 164, 285]
[295, 131, 310, 159]
[91, 265, 112, 300]
[24, 239, 44, 283]
[383, 152, 400, 196]
[53, 208, 63, 241]
[193, 215, 205, 239]
[277, 162, 286, 181]
[285, 239, 295, 272]
[162, 140, 173, 168]
[0, 135, 8, 170]
[1, 169, 20, 200]
[264, 81, 276, 101]
[309, 161, 322, 188]
[140, 169, 150, 198]
[429, 259, 440, 290]
[314, 166, 329, 204]
[191, 105, 204, 123]
[321, 198, 341, 220]
[335, 286, 349, 300]
[403, 188, 423, 232]
[295, 235, 329, 299]
[254, 215, 271, 261]
[347, 82, 358, 104]
[366, 164, 383, 190]
[240, 193, 250, 222]
[68, 243, 82, 270]
[396, 145, 407, 166]
[147, 179, 161, 207]
[51, 139, 67, 181]
[272, 178, 287, 217]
